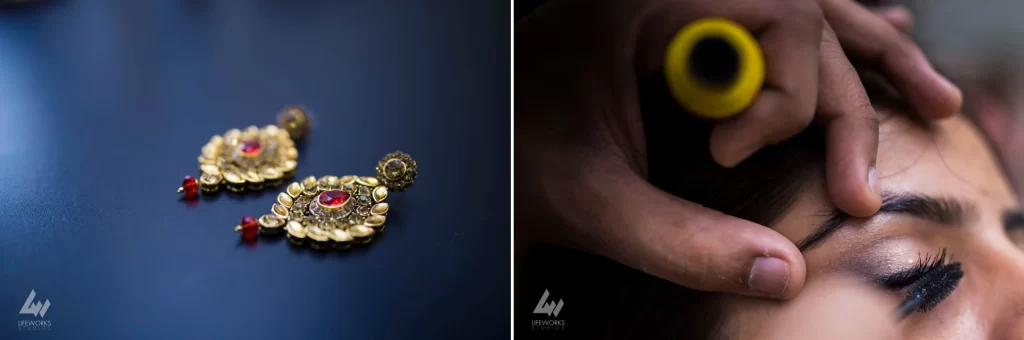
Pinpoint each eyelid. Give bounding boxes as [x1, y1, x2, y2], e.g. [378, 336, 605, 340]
[874, 248, 950, 289]
[834, 236, 918, 279]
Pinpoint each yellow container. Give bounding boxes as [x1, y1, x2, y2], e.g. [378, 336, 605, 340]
[663, 18, 765, 119]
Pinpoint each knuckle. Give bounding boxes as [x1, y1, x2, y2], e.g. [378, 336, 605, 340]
[672, 220, 721, 290]
[680, 243, 718, 290]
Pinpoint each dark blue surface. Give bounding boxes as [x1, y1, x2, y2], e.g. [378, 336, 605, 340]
[0, 1, 509, 338]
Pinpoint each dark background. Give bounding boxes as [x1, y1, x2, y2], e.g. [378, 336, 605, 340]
[0, 0, 509, 338]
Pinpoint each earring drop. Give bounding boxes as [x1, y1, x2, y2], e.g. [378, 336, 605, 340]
[234, 151, 417, 250]
[177, 106, 312, 198]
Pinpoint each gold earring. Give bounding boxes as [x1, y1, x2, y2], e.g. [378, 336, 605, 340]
[177, 106, 312, 198]
[233, 151, 417, 250]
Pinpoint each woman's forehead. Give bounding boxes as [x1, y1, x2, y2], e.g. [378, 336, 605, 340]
[877, 114, 1017, 209]
[771, 114, 1017, 245]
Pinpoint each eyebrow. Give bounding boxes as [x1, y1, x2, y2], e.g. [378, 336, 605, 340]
[796, 192, 977, 251]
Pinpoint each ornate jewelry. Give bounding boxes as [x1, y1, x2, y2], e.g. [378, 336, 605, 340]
[234, 151, 418, 250]
[177, 106, 311, 198]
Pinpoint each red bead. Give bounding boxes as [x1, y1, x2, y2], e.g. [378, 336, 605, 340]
[239, 141, 261, 156]
[240, 215, 258, 239]
[318, 190, 350, 207]
[182, 175, 198, 198]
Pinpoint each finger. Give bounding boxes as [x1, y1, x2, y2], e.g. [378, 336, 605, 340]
[710, 90, 815, 167]
[588, 164, 807, 299]
[762, 275, 899, 340]
[823, 0, 961, 119]
[870, 5, 913, 33]
[709, 1, 824, 166]
[816, 21, 881, 217]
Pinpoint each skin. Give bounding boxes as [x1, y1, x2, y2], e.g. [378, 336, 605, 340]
[719, 114, 1024, 338]
[755, 276, 899, 340]
[516, 1, 961, 299]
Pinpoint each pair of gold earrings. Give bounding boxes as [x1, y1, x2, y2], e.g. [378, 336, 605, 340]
[176, 106, 417, 250]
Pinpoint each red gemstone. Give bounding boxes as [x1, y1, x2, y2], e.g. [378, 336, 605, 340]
[318, 190, 350, 207]
[240, 215, 259, 239]
[182, 175, 198, 198]
[239, 140, 261, 156]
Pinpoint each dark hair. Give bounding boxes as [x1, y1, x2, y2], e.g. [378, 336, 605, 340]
[518, 73, 914, 339]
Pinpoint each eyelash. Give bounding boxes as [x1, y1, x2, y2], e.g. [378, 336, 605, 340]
[874, 248, 965, 317]
[876, 248, 951, 290]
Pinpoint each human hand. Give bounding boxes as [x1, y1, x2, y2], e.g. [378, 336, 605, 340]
[515, 0, 959, 299]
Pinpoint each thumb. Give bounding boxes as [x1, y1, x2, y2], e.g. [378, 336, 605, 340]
[587, 164, 807, 299]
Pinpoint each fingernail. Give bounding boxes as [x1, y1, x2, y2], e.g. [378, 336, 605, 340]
[749, 257, 789, 295]
[869, 166, 880, 198]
